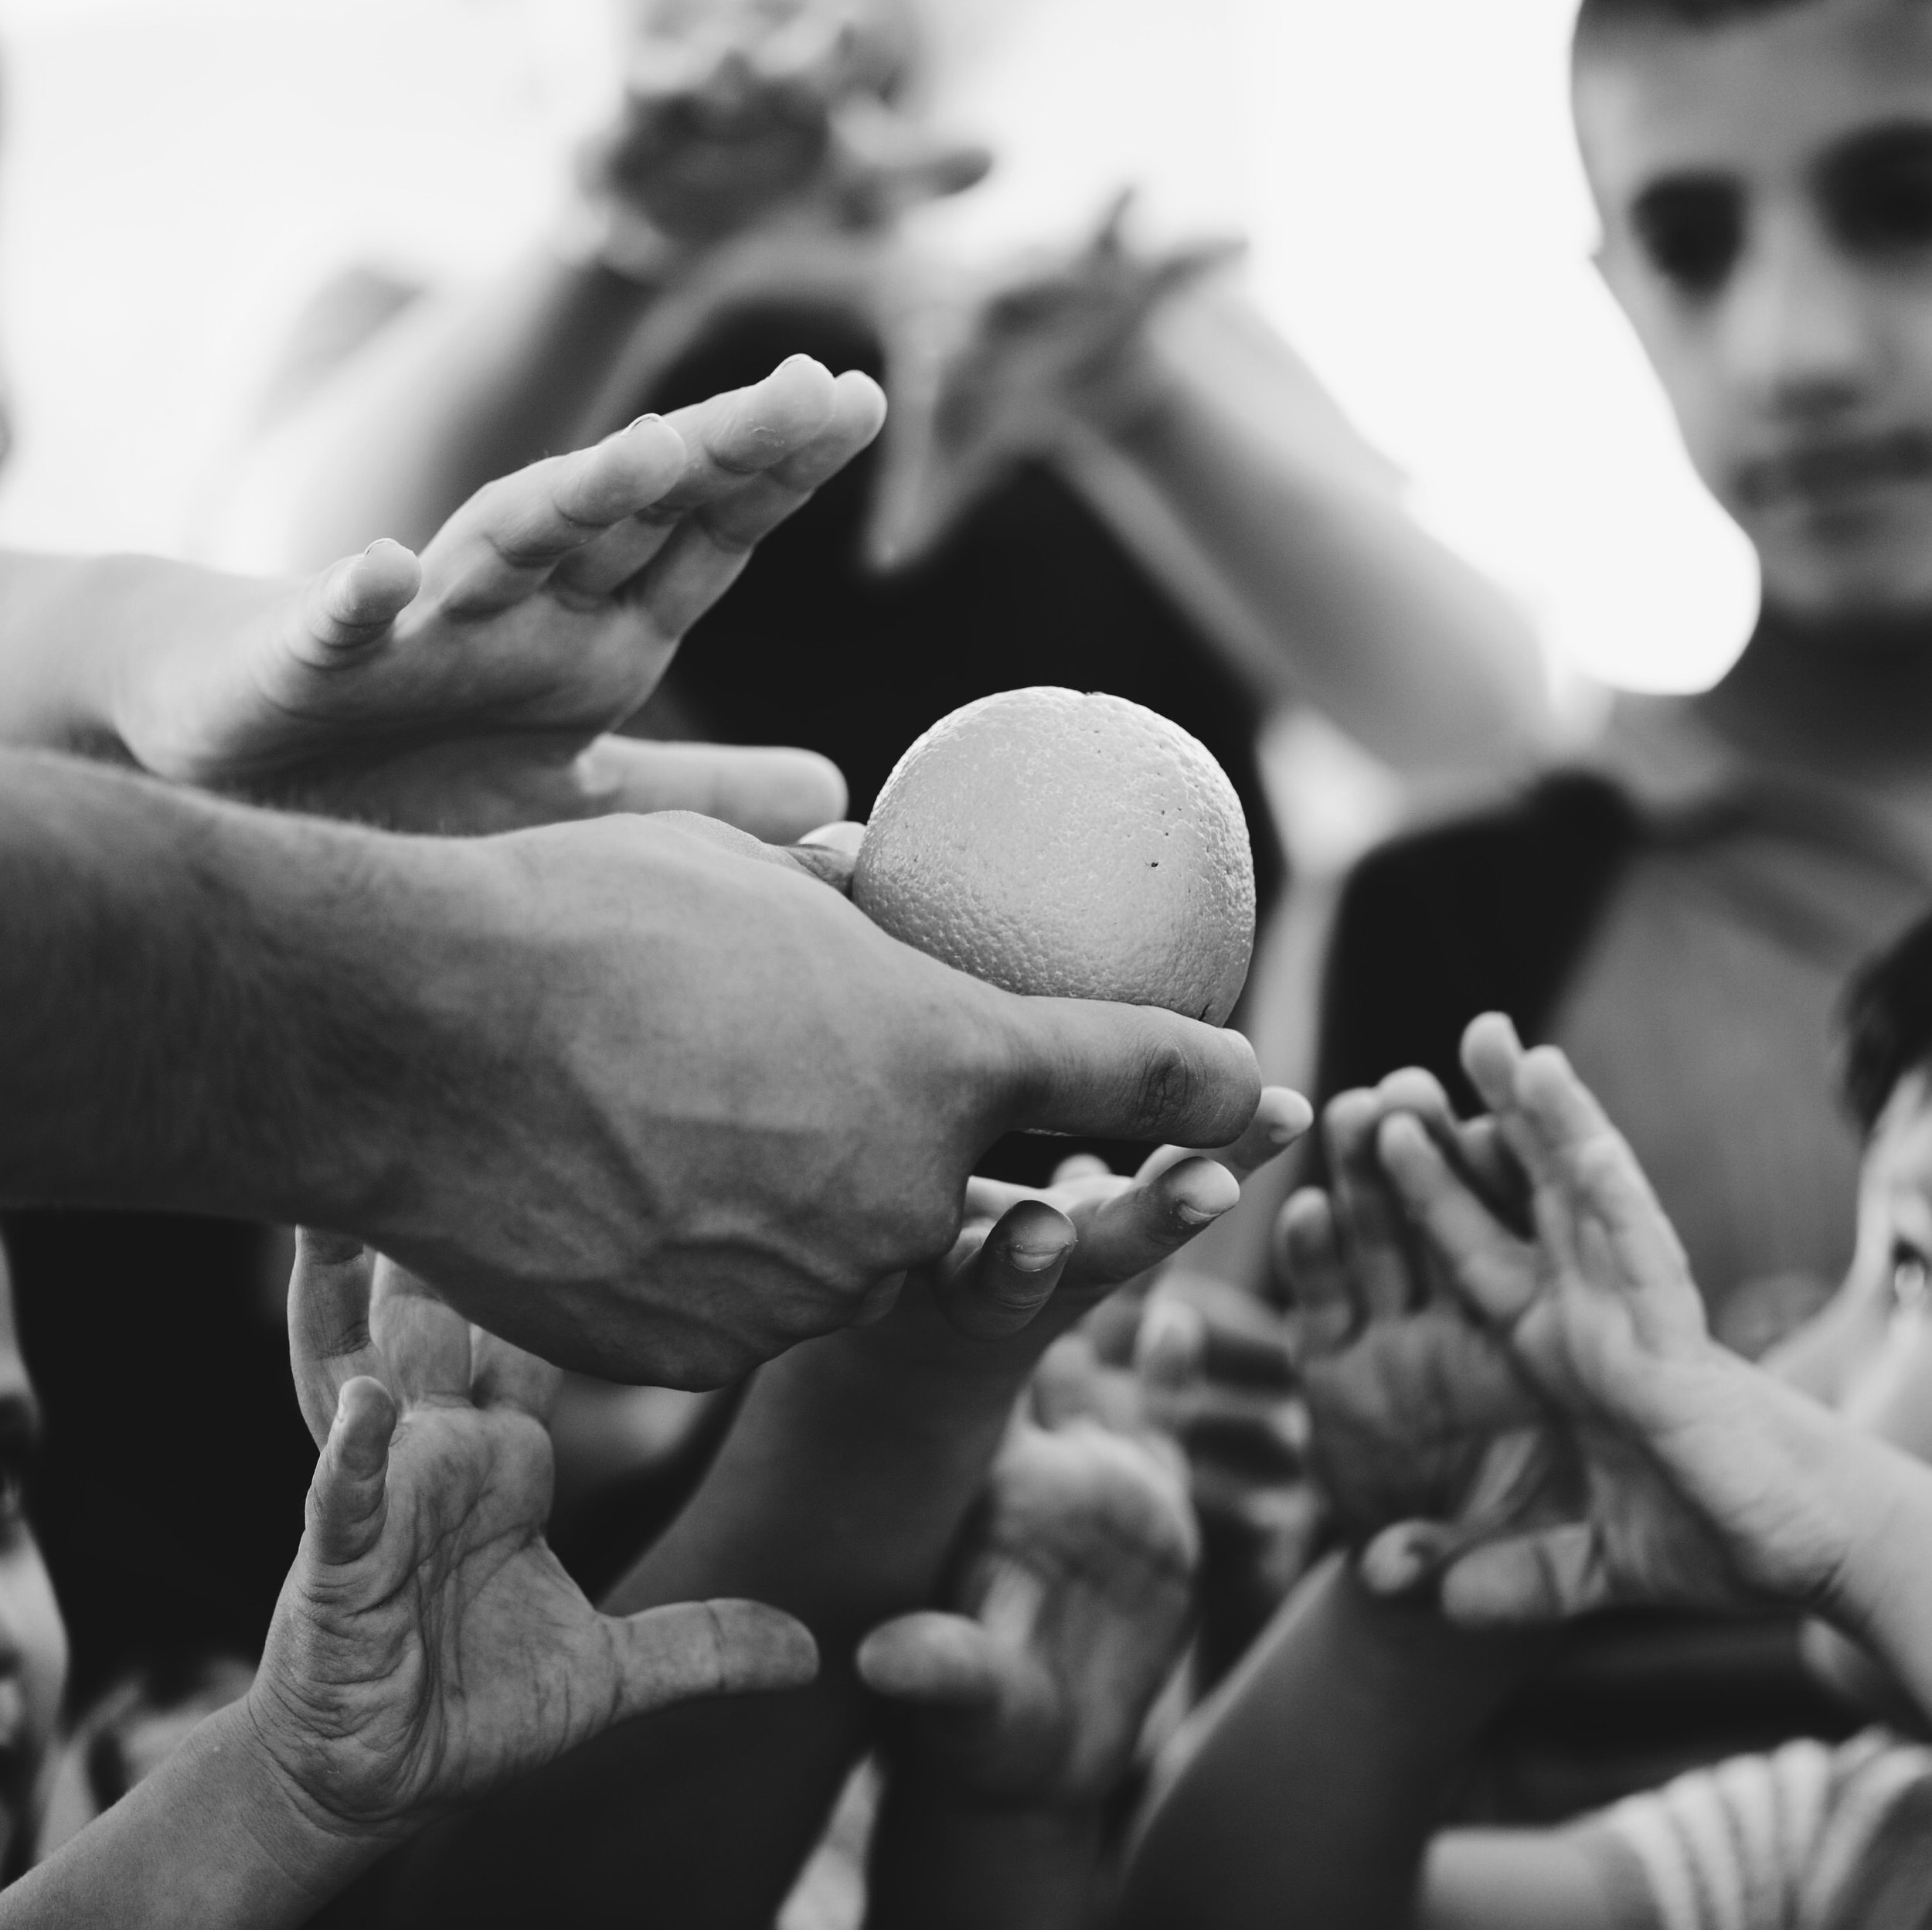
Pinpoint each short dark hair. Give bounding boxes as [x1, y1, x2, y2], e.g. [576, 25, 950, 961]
[1840, 909, 1932, 1132]
[1575, 0, 1821, 41]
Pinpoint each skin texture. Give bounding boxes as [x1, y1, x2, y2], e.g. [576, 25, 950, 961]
[0, 1237, 815, 1930]
[0, 751, 1262, 1384]
[324, 1092, 1308, 1928]
[1579, 0, 1932, 621]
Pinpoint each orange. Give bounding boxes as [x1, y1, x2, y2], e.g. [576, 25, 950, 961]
[852, 687, 1254, 1023]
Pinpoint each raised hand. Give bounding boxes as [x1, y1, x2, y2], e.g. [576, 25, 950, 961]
[245, 1232, 816, 1844]
[1273, 1081, 1559, 1594]
[110, 356, 880, 832]
[868, 194, 1240, 567]
[857, 1418, 1196, 1813]
[1371, 1013, 1872, 1626]
[579, 0, 988, 264]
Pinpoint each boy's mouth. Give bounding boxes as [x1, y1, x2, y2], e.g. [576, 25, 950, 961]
[1736, 428, 1932, 514]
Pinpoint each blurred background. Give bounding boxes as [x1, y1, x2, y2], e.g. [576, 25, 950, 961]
[0, 0, 1755, 699]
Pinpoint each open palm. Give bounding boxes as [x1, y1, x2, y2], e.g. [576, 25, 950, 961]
[245, 1233, 814, 1840]
[114, 357, 881, 834]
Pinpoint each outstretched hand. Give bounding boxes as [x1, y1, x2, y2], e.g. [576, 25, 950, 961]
[1362, 1015, 1869, 1626]
[245, 1232, 816, 1847]
[111, 356, 881, 833]
[857, 1417, 1196, 1813]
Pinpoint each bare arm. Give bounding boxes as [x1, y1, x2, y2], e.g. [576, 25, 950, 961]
[1077, 285, 1551, 780]
[1119, 1555, 1576, 1930]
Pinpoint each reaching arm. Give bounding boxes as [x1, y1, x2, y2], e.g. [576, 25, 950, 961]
[1120, 1555, 1580, 1930]
[327, 1101, 1307, 1928]
[1078, 283, 1551, 779]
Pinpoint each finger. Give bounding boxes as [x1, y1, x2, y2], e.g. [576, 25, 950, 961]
[369, 1261, 473, 1406]
[1062, 1156, 1243, 1295]
[1460, 1012, 1529, 1117]
[287, 1229, 384, 1449]
[788, 819, 866, 894]
[1134, 1085, 1313, 1188]
[420, 414, 692, 615]
[1359, 1519, 1461, 1598]
[1325, 1090, 1420, 1321]
[616, 368, 886, 632]
[1376, 1115, 1538, 1327]
[1437, 1523, 1612, 1627]
[469, 1329, 566, 1421]
[1053, 1153, 1114, 1185]
[278, 539, 421, 666]
[577, 739, 848, 841]
[1274, 1189, 1356, 1357]
[995, 999, 1261, 1149]
[937, 1200, 1077, 1340]
[855, 1612, 1007, 1710]
[604, 1599, 819, 1721]
[1147, 1274, 1297, 1390]
[305, 1374, 397, 1569]
[1135, 1296, 1207, 1390]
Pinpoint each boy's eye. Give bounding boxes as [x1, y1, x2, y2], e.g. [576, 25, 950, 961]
[1893, 1251, 1929, 1317]
[1820, 126, 1932, 260]
[1631, 179, 1745, 298]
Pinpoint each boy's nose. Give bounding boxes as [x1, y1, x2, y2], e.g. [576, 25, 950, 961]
[1721, 203, 1876, 418]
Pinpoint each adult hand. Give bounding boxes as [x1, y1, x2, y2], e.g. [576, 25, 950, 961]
[327, 813, 1265, 1383]
[108, 356, 878, 835]
[246, 1234, 816, 1855]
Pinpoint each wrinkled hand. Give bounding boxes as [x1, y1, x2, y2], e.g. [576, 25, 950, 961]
[1368, 1015, 1864, 1625]
[245, 1234, 817, 1846]
[868, 193, 1240, 567]
[111, 356, 879, 833]
[857, 1417, 1196, 1811]
[579, 1, 988, 262]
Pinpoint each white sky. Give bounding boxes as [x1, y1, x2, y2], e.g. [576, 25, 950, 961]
[0, 0, 1760, 693]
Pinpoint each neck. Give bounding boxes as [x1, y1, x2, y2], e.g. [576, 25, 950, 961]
[1694, 606, 1932, 779]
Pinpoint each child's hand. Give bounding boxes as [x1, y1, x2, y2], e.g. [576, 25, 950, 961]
[1274, 1079, 1560, 1585]
[1370, 1014, 1869, 1626]
[868, 194, 1240, 567]
[856, 1417, 1196, 1813]
[246, 1233, 816, 1849]
[580, 1, 988, 260]
[112, 357, 881, 833]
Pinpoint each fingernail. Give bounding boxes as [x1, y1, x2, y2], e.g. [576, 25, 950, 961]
[1176, 1201, 1226, 1228]
[1009, 1242, 1070, 1274]
[362, 536, 401, 557]
[626, 412, 664, 432]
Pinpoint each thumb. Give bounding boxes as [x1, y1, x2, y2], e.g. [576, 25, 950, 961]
[995, 998, 1260, 1149]
[856, 1611, 1008, 1710]
[307, 1375, 398, 1570]
[279, 538, 421, 666]
[1437, 1523, 1611, 1628]
[603, 1599, 818, 1722]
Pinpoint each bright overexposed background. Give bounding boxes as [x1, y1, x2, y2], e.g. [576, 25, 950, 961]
[0, 0, 1759, 694]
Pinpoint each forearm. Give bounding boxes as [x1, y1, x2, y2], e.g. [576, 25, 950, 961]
[0, 1701, 376, 1930]
[1824, 1431, 1932, 1725]
[223, 245, 662, 570]
[0, 749, 459, 1226]
[1093, 294, 1549, 778]
[1120, 1554, 1538, 1930]
[865, 1782, 1101, 1930]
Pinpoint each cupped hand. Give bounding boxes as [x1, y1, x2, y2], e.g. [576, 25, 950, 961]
[111, 356, 879, 833]
[856, 1418, 1196, 1811]
[247, 1234, 817, 1846]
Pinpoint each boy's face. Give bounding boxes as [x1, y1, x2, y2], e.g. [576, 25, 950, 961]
[0, 1258, 65, 1874]
[1578, 1, 1932, 624]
